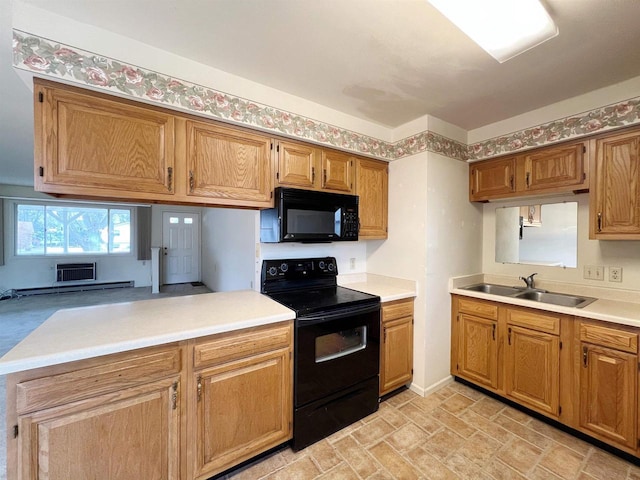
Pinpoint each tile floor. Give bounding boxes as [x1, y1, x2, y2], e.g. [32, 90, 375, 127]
[229, 383, 640, 480]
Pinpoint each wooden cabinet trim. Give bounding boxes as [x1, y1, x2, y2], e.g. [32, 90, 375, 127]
[458, 298, 499, 320]
[382, 298, 414, 322]
[506, 308, 561, 335]
[193, 322, 292, 369]
[579, 322, 638, 354]
[16, 346, 181, 415]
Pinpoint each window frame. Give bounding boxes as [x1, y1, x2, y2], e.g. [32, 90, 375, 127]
[14, 200, 135, 258]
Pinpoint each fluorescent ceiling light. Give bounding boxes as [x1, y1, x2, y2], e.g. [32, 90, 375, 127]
[428, 0, 559, 63]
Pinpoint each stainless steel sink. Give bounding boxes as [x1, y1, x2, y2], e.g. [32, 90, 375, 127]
[462, 284, 524, 296]
[512, 290, 597, 308]
[461, 283, 597, 308]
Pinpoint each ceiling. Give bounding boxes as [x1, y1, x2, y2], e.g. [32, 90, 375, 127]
[3, 0, 640, 186]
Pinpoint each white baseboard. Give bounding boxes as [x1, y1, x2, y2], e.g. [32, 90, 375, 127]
[408, 375, 454, 397]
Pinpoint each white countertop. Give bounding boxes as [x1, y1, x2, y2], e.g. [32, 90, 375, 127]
[0, 290, 295, 376]
[450, 274, 640, 328]
[0, 274, 416, 376]
[339, 273, 417, 302]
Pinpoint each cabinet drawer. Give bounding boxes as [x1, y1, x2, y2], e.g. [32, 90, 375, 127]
[506, 308, 560, 335]
[458, 298, 498, 320]
[16, 346, 182, 414]
[580, 322, 638, 353]
[194, 322, 292, 369]
[382, 298, 414, 322]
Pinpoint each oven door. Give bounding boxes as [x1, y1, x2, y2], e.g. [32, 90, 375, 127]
[295, 302, 380, 407]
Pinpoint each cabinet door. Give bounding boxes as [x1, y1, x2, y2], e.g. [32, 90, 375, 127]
[380, 316, 413, 396]
[505, 325, 559, 416]
[591, 129, 640, 238]
[469, 157, 516, 201]
[193, 348, 292, 479]
[320, 150, 353, 193]
[356, 158, 388, 239]
[185, 120, 273, 207]
[521, 142, 586, 192]
[456, 314, 498, 389]
[276, 140, 319, 189]
[17, 377, 180, 480]
[35, 80, 175, 199]
[580, 343, 637, 449]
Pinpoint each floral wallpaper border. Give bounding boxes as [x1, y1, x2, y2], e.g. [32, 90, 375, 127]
[13, 30, 640, 163]
[13, 30, 466, 161]
[467, 97, 640, 161]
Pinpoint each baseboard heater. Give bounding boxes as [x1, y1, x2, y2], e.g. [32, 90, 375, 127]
[56, 262, 97, 282]
[15, 281, 134, 297]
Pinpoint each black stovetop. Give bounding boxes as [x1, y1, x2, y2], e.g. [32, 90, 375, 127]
[260, 257, 379, 316]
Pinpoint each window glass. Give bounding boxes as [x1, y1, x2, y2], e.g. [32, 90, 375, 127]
[184, 217, 193, 224]
[16, 204, 132, 256]
[169, 217, 179, 224]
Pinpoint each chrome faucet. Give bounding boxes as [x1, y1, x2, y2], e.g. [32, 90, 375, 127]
[520, 273, 538, 289]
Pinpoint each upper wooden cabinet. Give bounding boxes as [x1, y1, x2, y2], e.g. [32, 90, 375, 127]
[182, 119, 273, 207]
[356, 158, 388, 239]
[469, 157, 516, 201]
[589, 127, 640, 239]
[275, 140, 353, 193]
[275, 140, 319, 189]
[469, 140, 588, 202]
[34, 79, 176, 201]
[34, 79, 274, 208]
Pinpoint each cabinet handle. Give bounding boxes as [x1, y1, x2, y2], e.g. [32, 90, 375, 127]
[197, 376, 202, 401]
[167, 167, 173, 191]
[323, 169, 327, 186]
[509, 174, 514, 190]
[492, 323, 496, 341]
[312, 167, 315, 183]
[582, 346, 588, 367]
[525, 172, 530, 188]
[597, 212, 602, 232]
[189, 170, 195, 192]
[508, 327, 512, 345]
[171, 381, 178, 410]
[383, 327, 387, 343]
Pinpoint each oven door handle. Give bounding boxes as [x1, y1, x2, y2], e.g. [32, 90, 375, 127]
[297, 303, 380, 326]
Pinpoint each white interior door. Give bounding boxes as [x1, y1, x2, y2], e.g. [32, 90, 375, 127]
[162, 212, 201, 285]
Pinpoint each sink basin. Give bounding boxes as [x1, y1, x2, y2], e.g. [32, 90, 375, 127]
[513, 290, 597, 308]
[461, 283, 597, 309]
[462, 284, 524, 296]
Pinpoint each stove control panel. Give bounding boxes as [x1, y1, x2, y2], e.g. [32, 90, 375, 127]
[261, 257, 338, 292]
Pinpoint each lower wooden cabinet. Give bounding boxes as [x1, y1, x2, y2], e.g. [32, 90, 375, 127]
[451, 294, 640, 457]
[578, 320, 638, 450]
[380, 298, 414, 396]
[6, 322, 294, 480]
[190, 323, 293, 479]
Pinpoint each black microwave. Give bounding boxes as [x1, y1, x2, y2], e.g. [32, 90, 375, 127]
[260, 188, 359, 243]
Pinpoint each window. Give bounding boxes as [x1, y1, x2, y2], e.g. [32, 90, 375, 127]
[16, 203, 132, 256]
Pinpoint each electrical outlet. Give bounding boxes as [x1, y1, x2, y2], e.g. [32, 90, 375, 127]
[609, 266, 623, 282]
[350, 257, 356, 270]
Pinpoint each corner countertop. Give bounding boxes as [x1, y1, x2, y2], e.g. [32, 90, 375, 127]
[339, 273, 417, 302]
[0, 290, 295, 376]
[450, 274, 640, 329]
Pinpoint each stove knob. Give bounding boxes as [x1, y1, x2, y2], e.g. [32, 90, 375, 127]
[318, 261, 325, 270]
[268, 266, 278, 276]
[328, 263, 335, 272]
[280, 263, 289, 272]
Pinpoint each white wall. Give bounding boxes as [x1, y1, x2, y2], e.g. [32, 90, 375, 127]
[202, 208, 257, 292]
[0, 194, 151, 291]
[482, 194, 640, 290]
[366, 152, 483, 395]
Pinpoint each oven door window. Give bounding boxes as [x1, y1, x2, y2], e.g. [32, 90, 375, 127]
[315, 326, 366, 363]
